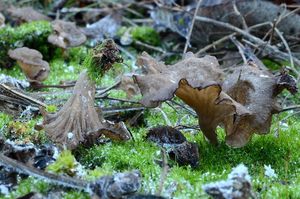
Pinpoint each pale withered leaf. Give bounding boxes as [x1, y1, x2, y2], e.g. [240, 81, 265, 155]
[134, 52, 224, 107]
[41, 71, 131, 150]
[222, 64, 297, 147]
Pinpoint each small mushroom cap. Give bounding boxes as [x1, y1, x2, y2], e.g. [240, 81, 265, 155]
[48, 20, 86, 48]
[8, 7, 50, 22]
[8, 47, 50, 82]
[0, 12, 5, 28]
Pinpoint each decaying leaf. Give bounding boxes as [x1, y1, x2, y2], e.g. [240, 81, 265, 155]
[0, 74, 29, 89]
[169, 141, 199, 168]
[7, 7, 50, 23]
[83, 14, 122, 42]
[117, 75, 140, 99]
[41, 71, 131, 150]
[0, 83, 46, 116]
[203, 164, 254, 199]
[2, 140, 36, 164]
[89, 170, 141, 199]
[48, 20, 86, 49]
[146, 126, 199, 168]
[134, 52, 224, 107]
[146, 126, 186, 145]
[222, 64, 298, 147]
[8, 47, 50, 83]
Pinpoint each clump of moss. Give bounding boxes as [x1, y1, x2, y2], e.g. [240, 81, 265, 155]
[84, 39, 123, 83]
[5, 119, 47, 143]
[47, 150, 79, 176]
[45, 105, 57, 113]
[0, 21, 52, 68]
[131, 26, 160, 46]
[118, 26, 160, 46]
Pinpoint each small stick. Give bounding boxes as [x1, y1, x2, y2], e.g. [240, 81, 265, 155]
[183, 0, 202, 54]
[156, 148, 169, 196]
[0, 84, 47, 108]
[97, 96, 140, 104]
[278, 105, 300, 113]
[194, 16, 300, 76]
[169, 100, 197, 116]
[134, 40, 166, 54]
[232, 0, 248, 31]
[195, 22, 271, 56]
[97, 80, 121, 95]
[0, 153, 89, 191]
[196, 33, 236, 56]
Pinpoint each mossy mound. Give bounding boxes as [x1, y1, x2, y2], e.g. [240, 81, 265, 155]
[0, 21, 53, 68]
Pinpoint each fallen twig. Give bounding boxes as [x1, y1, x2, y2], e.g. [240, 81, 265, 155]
[156, 148, 169, 196]
[194, 16, 300, 76]
[183, 0, 202, 54]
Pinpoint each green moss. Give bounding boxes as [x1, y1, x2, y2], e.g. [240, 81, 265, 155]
[77, 105, 300, 198]
[45, 105, 57, 113]
[5, 118, 47, 143]
[118, 26, 160, 46]
[84, 39, 123, 84]
[131, 26, 160, 46]
[46, 150, 78, 176]
[6, 178, 49, 199]
[0, 21, 52, 68]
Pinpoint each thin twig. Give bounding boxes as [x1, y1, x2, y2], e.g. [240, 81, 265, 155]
[274, 27, 294, 69]
[278, 105, 300, 113]
[156, 148, 169, 196]
[97, 80, 121, 95]
[155, 107, 172, 126]
[97, 96, 140, 104]
[169, 100, 197, 116]
[134, 40, 166, 54]
[196, 22, 271, 56]
[232, 0, 248, 31]
[194, 15, 300, 76]
[0, 153, 89, 190]
[196, 33, 236, 56]
[183, 0, 202, 54]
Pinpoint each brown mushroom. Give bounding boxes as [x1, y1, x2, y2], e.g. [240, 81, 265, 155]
[134, 53, 250, 145]
[48, 20, 86, 49]
[8, 7, 50, 23]
[41, 71, 131, 150]
[8, 47, 50, 83]
[222, 64, 297, 147]
[0, 12, 5, 28]
[133, 52, 224, 107]
[175, 79, 250, 145]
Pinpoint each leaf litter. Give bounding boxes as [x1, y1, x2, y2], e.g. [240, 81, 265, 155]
[0, 1, 299, 198]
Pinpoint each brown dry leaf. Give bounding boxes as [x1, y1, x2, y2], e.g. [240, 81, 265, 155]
[175, 79, 250, 145]
[8, 47, 50, 83]
[41, 71, 131, 150]
[134, 52, 224, 107]
[117, 75, 140, 99]
[222, 64, 297, 147]
[136, 52, 166, 74]
[8, 7, 50, 23]
[48, 20, 86, 49]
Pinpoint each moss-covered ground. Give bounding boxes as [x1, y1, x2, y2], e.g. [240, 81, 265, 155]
[0, 27, 300, 199]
